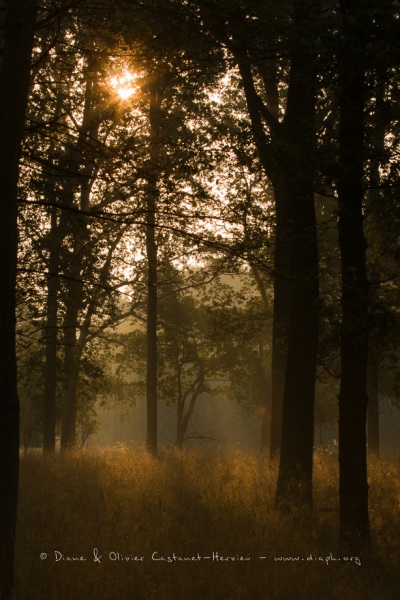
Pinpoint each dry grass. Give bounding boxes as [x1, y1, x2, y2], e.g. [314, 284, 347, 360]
[15, 447, 400, 600]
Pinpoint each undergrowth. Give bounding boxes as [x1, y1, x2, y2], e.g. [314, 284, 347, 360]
[15, 447, 400, 600]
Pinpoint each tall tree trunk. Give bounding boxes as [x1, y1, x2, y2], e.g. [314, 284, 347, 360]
[269, 181, 290, 458]
[60, 55, 98, 450]
[145, 78, 161, 455]
[365, 68, 385, 459]
[367, 352, 379, 456]
[235, 59, 290, 460]
[176, 363, 184, 448]
[337, 0, 370, 543]
[221, 2, 319, 499]
[255, 340, 270, 453]
[274, 0, 319, 509]
[244, 196, 273, 452]
[0, 0, 36, 597]
[259, 61, 290, 460]
[43, 90, 67, 453]
[60, 182, 91, 449]
[60, 277, 83, 449]
[43, 206, 62, 453]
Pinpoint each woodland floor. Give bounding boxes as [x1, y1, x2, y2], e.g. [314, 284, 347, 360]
[15, 447, 400, 600]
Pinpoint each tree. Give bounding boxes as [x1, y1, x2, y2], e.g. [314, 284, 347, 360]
[0, 0, 37, 596]
[337, 0, 370, 543]
[144, 76, 162, 455]
[208, 0, 320, 507]
[20, 22, 151, 450]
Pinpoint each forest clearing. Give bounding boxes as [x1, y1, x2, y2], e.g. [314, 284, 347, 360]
[1, 0, 400, 598]
[15, 448, 400, 600]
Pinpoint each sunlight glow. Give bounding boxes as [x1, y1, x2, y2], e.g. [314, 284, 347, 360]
[110, 71, 138, 100]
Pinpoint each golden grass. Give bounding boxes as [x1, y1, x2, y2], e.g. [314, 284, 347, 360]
[15, 447, 400, 600]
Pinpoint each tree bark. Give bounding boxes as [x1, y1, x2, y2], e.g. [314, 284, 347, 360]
[337, 0, 370, 544]
[274, 0, 319, 509]
[0, 0, 36, 597]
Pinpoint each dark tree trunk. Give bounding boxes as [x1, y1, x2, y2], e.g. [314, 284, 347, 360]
[145, 79, 161, 455]
[60, 183, 91, 449]
[43, 206, 61, 453]
[60, 56, 98, 450]
[269, 181, 290, 458]
[43, 92, 66, 453]
[365, 68, 385, 460]
[60, 284, 83, 449]
[259, 61, 290, 460]
[275, 180, 319, 508]
[236, 60, 290, 460]
[176, 364, 184, 448]
[247, 268, 273, 453]
[256, 341, 270, 453]
[176, 365, 205, 449]
[0, 0, 36, 597]
[211, 0, 319, 504]
[176, 418, 184, 449]
[367, 353, 379, 456]
[274, 1, 319, 509]
[337, 0, 370, 544]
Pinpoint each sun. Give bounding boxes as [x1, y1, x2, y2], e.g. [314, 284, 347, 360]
[110, 71, 138, 100]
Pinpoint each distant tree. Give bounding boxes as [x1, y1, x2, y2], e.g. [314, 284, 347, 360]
[144, 75, 162, 455]
[363, 6, 400, 455]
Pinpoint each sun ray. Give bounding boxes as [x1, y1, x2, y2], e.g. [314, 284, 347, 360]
[110, 70, 138, 100]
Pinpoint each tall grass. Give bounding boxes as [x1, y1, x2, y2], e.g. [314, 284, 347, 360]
[16, 447, 400, 599]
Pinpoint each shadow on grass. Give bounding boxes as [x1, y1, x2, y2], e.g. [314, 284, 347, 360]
[15, 447, 400, 600]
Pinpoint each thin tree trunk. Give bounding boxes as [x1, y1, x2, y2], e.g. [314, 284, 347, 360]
[146, 78, 161, 455]
[60, 184, 91, 449]
[60, 55, 98, 449]
[256, 340, 270, 453]
[367, 352, 379, 456]
[176, 363, 184, 448]
[60, 288, 83, 449]
[258, 61, 290, 458]
[269, 181, 290, 458]
[365, 68, 385, 459]
[176, 420, 184, 449]
[0, 0, 36, 597]
[176, 366, 205, 448]
[43, 206, 62, 453]
[43, 90, 67, 453]
[337, 0, 370, 544]
[60, 227, 124, 449]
